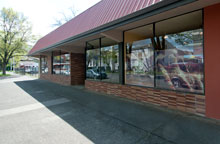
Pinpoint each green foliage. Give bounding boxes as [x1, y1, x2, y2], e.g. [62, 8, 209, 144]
[0, 7, 33, 74]
[0, 73, 10, 77]
[169, 29, 203, 46]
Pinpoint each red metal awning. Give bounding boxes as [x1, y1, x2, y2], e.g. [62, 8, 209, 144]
[29, 0, 162, 55]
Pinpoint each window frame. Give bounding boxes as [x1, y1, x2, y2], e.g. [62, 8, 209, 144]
[85, 37, 120, 84]
[52, 51, 70, 76]
[122, 9, 205, 95]
[124, 24, 155, 88]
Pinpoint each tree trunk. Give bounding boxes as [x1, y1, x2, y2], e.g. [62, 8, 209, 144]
[2, 63, 6, 75]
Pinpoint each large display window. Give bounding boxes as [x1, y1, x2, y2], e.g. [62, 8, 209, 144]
[60, 53, 70, 75]
[155, 11, 204, 93]
[86, 49, 101, 80]
[124, 10, 204, 94]
[86, 38, 119, 83]
[124, 24, 154, 87]
[101, 37, 119, 83]
[52, 51, 70, 75]
[86, 39, 101, 80]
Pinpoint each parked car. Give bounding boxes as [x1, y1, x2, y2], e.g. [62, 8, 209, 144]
[86, 69, 107, 79]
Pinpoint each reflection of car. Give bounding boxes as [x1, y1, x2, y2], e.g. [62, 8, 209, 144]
[53, 63, 70, 75]
[44, 68, 48, 73]
[170, 75, 203, 90]
[164, 62, 203, 90]
[165, 62, 203, 73]
[86, 69, 107, 79]
[62, 69, 70, 75]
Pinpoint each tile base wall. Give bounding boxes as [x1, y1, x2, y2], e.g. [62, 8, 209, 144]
[85, 80, 206, 116]
[40, 74, 71, 85]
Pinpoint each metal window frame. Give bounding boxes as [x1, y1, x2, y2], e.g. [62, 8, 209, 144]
[85, 37, 121, 84]
[84, 9, 205, 95]
[40, 55, 48, 74]
[123, 9, 205, 95]
[51, 51, 54, 74]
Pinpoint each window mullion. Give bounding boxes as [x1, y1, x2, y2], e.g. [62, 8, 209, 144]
[153, 23, 156, 88]
[99, 38, 101, 81]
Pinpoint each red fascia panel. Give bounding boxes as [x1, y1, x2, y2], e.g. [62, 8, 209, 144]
[204, 3, 220, 120]
[29, 0, 162, 55]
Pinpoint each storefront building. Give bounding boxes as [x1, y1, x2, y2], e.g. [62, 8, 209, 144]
[29, 0, 220, 120]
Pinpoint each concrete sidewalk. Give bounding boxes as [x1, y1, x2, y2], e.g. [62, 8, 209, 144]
[0, 71, 37, 83]
[0, 76, 220, 144]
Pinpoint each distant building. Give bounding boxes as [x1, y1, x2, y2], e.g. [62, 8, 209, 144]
[19, 59, 39, 73]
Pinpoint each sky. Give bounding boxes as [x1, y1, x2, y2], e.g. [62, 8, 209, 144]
[0, 0, 101, 37]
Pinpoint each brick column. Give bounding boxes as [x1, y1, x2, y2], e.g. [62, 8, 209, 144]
[70, 53, 85, 85]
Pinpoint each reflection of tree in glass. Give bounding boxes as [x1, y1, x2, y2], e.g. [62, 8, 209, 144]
[101, 46, 118, 72]
[126, 41, 153, 74]
[86, 49, 100, 69]
[169, 29, 203, 46]
[154, 29, 204, 93]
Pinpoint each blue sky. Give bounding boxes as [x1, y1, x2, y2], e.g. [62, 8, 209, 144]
[0, 0, 101, 36]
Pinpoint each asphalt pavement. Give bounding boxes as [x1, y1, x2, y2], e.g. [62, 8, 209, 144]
[0, 73, 220, 144]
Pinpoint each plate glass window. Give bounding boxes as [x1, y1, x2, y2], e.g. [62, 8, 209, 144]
[52, 51, 61, 74]
[60, 53, 70, 75]
[155, 11, 204, 94]
[86, 39, 101, 80]
[41, 56, 48, 74]
[101, 37, 119, 83]
[124, 24, 154, 87]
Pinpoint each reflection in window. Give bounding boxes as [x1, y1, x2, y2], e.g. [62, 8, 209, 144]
[41, 56, 48, 74]
[52, 52, 70, 75]
[124, 24, 154, 87]
[60, 53, 70, 75]
[86, 38, 119, 83]
[86, 48, 101, 80]
[101, 45, 119, 83]
[53, 52, 61, 74]
[155, 11, 204, 94]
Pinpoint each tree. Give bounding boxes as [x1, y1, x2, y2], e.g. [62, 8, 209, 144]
[0, 8, 32, 75]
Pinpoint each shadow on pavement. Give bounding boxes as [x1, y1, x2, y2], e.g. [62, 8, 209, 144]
[14, 79, 220, 144]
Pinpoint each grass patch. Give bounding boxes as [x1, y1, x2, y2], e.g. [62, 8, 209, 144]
[0, 74, 11, 77]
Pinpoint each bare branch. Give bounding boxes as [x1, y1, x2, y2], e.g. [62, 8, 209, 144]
[51, 6, 78, 27]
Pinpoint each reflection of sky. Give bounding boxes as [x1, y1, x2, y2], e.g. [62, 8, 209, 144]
[184, 55, 203, 59]
[132, 39, 152, 49]
[166, 37, 194, 52]
[166, 36, 203, 58]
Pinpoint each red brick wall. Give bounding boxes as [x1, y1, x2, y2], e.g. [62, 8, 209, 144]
[70, 53, 85, 85]
[40, 73, 71, 85]
[85, 80, 206, 116]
